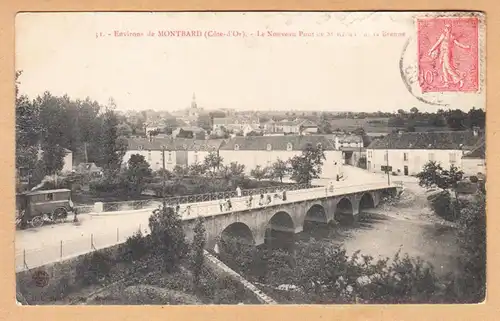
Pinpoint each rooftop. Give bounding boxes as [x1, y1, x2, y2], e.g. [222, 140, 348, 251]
[127, 137, 225, 151]
[367, 130, 484, 150]
[220, 135, 336, 151]
[462, 139, 485, 159]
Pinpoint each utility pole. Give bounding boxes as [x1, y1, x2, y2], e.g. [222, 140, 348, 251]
[386, 149, 390, 186]
[162, 146, 167, 209]
[84, 142, 88, 163]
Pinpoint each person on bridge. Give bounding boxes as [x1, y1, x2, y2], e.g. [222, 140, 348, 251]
[226, 198, 232, 211]
[236, 186, 242, 197]
[247, 194, 253, 208]
[329, 181, 334, 193]
[219, 198, 224, 212]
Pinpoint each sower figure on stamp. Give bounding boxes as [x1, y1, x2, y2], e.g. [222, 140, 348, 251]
[428, 23, 471, 88]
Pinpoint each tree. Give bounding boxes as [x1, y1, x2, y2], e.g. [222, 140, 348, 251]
[466, 107, 485, 129]
[125, 154, 153, 196]
[190, 217, 206, 288]
[318, 113, 333, 134]
[148, 205, 187, 272]
[188, 162, 207, 176]
[270, 159, 289, 182]
[445, 109, 467, 131]
[173, 165, 189, 177]
[454, 192, 486, 302]
[99, 104, 127, 173]
[250, 165, 268, 181]
[41, 144, 67, 175]
[204, 151, 223, 173]
[197, 114, 213, 132]
[410, 107, 419, 114]
[416, 162, 464, 220]
[289, 144, 326, 185]
[352, 127, 372, 147]
[416, 162, 464, 194]
[227, 161, 245, 177]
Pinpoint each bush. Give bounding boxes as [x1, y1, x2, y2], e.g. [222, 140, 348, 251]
[469, 175, 478, 183]
[427, 191, 455, 221]
[76, 251, 113, 285]
[148, 206, 188, 272]
[123, 230, 149, 262]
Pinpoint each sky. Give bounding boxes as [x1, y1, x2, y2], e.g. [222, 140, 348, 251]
[15, 12, 485, 113]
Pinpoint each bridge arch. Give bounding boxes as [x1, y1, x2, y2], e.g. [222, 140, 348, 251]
[303, 204, 328, 232]
[219, 222, 255, 246]
[359, 192, 375, 211]
[265, 211, 296, 247]
[334, 197, 354, 224]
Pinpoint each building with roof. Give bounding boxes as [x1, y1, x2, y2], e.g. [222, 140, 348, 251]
[219, 136, 344, 179]
[171, 126, 206, 139]
[123, 137, 224, 171]
[461, 138, 485, 176]
[365, 129, 484, 176]
[274, 119, 302, 134]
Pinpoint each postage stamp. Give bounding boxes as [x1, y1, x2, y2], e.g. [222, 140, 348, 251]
[417, 17, 479, 93]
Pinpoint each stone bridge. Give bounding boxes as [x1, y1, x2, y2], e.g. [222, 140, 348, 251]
[182, 186, 399, 250]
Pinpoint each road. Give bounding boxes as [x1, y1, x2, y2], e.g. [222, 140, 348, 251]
[15, 166, 397, 271]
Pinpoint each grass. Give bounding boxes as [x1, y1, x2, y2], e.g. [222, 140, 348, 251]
[328, 117, 391, 133]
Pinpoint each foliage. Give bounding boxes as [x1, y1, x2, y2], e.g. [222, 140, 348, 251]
[427, 191, 455, 221]
[269, 159, 289, 182]
[124, 154, 153, 196]
[148, 206, 188, 272]
[357, 156, 367, 169]
[188, 162, 208, 176]
[76, 251, 113, 286]
[416, 162, 464, 192]
[123, 230, 150, 261]
[289, 144, 325, 185]
[173, 165, 190, 177]
[99, 105, 128, 172]
[204, 151, 223, 173]
[250, 165, 268, 181]
[352, 127, 372, 147]
[452, 192, 486, 302]
[190, 217, 207, 288]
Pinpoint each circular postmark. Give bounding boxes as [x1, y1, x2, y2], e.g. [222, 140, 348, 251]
[32, 269, 50, 287]
[399, 37, 449, 107]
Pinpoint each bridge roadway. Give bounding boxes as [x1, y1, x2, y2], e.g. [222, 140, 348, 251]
[15, 179, 402, 272]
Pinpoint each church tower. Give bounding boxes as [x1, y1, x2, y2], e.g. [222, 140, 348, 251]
[191, 93, 197, 109]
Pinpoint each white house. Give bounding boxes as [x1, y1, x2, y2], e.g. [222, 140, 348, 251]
[365, 130, 484, 176]
[62, 148, 73, 173]
[123, 137, 224, 171]
[461, 139, 485, 177]
[219, 136, 344, 179]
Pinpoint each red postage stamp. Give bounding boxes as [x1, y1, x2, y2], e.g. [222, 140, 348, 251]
[417, 17, 479, 93]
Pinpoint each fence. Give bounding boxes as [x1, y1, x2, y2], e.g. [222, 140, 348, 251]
[16, 223, 151, 272]
[74, 183, 313, 215]
[16, 181, 403, 272]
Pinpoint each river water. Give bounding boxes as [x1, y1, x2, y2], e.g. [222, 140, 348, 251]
[298, 212, 459, 277]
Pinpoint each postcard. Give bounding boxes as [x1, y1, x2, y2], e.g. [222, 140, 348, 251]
[15, 11, 485, 305]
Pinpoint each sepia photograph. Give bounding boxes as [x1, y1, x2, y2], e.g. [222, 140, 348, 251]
[14, 11, 486, 305]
